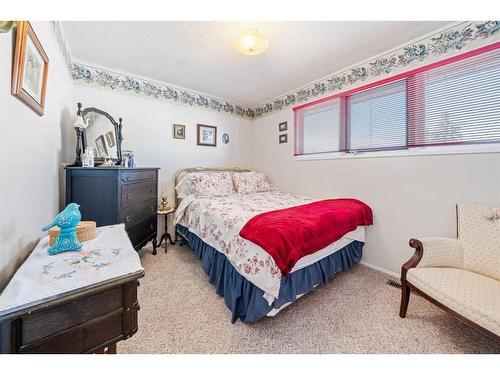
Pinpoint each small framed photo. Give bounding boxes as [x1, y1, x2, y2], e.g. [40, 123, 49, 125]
[105, 131, 115, 148]
[197, 124, 217, 147]
[173, 124, 186, 139]
[279, 134, 288, 144]
[95, 135, 108, 157]
[11, 21, 49, 116]
[279, 121, 288, 132]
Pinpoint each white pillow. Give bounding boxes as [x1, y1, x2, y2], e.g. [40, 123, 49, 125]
[175, 176, 193, 200]
[232, 172, 270, 194]
[176, 172, 235, 199]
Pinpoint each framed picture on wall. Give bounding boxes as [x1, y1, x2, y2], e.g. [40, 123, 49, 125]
[11, 21, 49, 116]
[279, 134, 288, 144]
[95, 135, 108, 157]
[173, 124, 186, 139]
[279, 121, 288, 132]
[197, 124, 217, 147]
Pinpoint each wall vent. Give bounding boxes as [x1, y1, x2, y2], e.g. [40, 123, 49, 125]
[386, 279, 419, 295]
[386, 279, 402, 289]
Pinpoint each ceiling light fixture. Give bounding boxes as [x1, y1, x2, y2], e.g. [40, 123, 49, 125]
[234, 29, 269, 56]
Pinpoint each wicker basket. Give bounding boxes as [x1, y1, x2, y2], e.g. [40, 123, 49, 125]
[49, 221, 97, 246]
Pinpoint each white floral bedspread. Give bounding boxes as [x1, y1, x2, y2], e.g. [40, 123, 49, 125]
[176, 190, 365, 303]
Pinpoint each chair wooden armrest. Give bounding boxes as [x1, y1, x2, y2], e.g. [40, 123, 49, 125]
[400, 237, 462, 319]
[402, 237, 463, 280]
[401, 238, 424, 282]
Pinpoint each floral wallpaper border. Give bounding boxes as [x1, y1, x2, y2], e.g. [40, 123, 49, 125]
[72, 62, 257, 119]
[71, 21, 499, 120]
[50, 21, 73, 74]
[252, 20, 500, 118]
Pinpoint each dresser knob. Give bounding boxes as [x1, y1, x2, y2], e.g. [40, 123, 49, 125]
[125, 216, 130, 222]
[127, 193, 132, 199]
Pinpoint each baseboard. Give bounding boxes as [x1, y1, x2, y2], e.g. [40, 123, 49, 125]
[359, 260, 400, 279]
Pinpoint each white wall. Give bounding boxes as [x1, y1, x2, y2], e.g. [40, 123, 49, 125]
[0, 22, 74, 290]
[251, 109, 500, 275]
[72, 84, 253, 237]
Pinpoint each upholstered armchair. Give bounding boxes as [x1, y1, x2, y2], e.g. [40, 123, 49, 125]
[400, 202, 500, 343]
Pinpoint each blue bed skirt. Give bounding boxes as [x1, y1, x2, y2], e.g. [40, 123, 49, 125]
[176, 225, 364, 323]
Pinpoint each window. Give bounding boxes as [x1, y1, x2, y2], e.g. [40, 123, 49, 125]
[410, 50, 500, 147]
[347, 79, 407, 152]
[295, 98, 343, 155]
[294, 44, 500, 157]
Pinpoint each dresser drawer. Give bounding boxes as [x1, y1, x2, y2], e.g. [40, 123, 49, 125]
[121, 180, 156, 208]
[1, 278, 142, 354]
[120, 199, 157, 228]
[20, 287, 123, 346]
[121, 170, 156, 184]
[20, 309, 123, 353]
[126, 216, 156, 249]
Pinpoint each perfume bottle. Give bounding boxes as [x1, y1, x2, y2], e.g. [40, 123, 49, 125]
[128, 152, 135, 167]
[82, 147, 95, 167]
[122, 150, 135, 168]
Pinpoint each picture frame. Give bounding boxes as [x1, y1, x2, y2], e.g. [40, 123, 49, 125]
[197, 124, 217, 147]
[173, 124, 186, 139]
[279, 121, 288, 132]
[105, 131, 115, 148]
[279, 134, 288, 144]
[11, 21, 49, 116]
[95, 135, 108, 157]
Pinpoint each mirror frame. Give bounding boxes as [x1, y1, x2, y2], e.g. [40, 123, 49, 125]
[77, 102, 123, 166]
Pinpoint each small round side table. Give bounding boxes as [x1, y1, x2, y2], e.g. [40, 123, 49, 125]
[156, 208, 176, 254]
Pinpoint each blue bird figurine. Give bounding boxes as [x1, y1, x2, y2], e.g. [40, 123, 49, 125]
[42, 203, 83, 255]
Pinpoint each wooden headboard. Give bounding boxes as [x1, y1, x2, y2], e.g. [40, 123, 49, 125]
[174, 167, 251, 208]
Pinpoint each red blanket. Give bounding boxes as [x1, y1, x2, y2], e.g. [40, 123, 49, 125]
[239, 198, 373, 276]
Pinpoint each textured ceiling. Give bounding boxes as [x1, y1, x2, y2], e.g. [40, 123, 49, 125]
[63, 21, 452, 107]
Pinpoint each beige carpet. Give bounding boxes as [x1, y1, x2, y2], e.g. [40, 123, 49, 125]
[118, 244, 500, 354]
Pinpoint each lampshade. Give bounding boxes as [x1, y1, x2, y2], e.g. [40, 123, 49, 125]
[73, 114, 88, 129]
[0, 21, 16, 33]
[234, 29, 269, 56]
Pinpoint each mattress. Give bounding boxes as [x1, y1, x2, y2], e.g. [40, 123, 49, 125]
[175, 190, 365, 304]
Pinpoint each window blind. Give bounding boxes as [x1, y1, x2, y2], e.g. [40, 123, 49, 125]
[408, 48, 500, 147]
[294, 42, 500, 156]
[294, 98, 343, 155]
[347, 79, 407, 152]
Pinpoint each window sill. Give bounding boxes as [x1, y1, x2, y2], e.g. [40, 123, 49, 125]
[295, 144, 500, 161]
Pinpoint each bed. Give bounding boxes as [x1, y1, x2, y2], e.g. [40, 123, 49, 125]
[174, 167, 372, 323]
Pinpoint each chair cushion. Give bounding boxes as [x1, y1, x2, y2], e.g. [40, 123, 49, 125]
[407, 267, 500, 337]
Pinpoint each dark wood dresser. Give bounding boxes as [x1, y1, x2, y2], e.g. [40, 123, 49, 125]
[0, 275, 142, 354]
[0, 225, 144, 354]
[65, 167, 160, 254]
